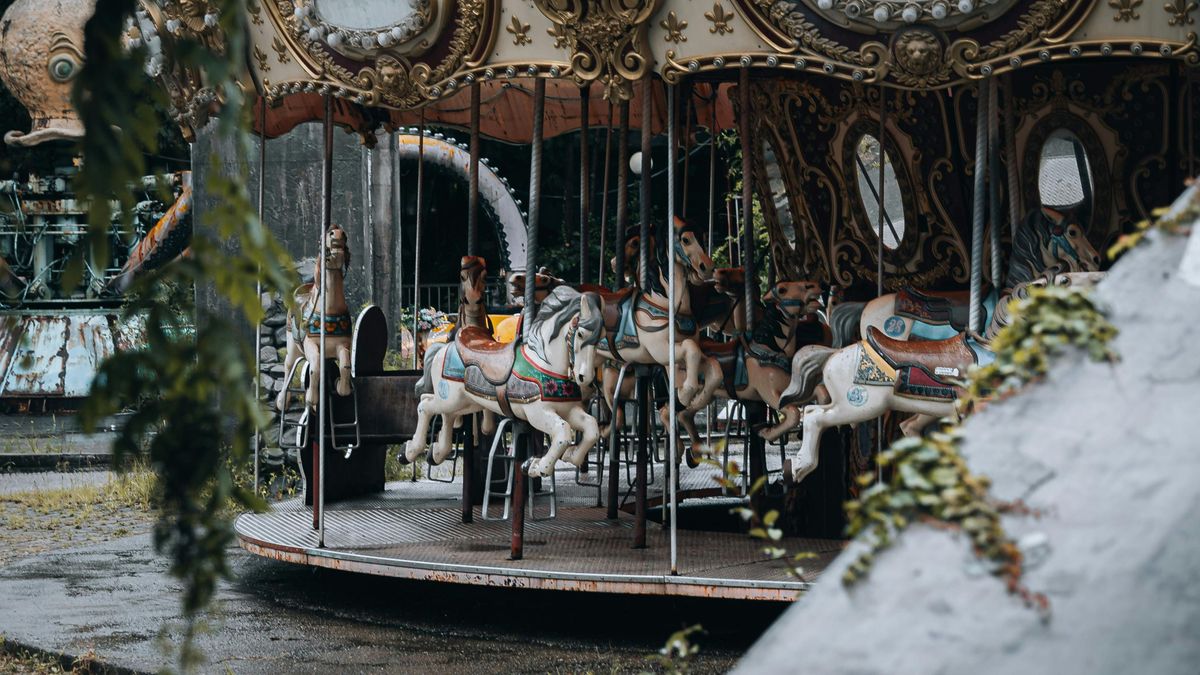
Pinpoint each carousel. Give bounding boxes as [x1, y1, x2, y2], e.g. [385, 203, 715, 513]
[131, 0, 1197, 599]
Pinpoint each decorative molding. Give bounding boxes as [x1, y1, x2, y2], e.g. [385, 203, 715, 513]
[507, 16, 532, 45]
[279, 0, 439, 58]
[253, 44, 270, 72]
[705, 2, 734, 34]
[532, 0, 665, 100]
[1165, 0, 1197, 25]
[1109, 0, 1143, 20]
[661, 11, 687, 43]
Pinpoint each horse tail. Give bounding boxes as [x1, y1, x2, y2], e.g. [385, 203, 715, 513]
[778, 345, 836, 408]
[829, 302, 865, 348]
[415, 342, 446, 396]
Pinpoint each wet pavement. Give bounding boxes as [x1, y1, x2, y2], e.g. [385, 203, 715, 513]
[0, 532, 778, 673]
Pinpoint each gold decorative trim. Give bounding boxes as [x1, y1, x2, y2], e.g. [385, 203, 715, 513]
[532, 0, 665, 100]
[1166, 0, 1198, 25]
[705, 3, 734, 35]
[271, 35, 291, 63]
[1110, 0, 1144, 20]
[661, 11, 687, 43]
[507, 16, 532, 46]
[253, 44, 270, 72]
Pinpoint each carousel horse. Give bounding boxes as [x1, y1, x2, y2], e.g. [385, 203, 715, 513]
[405, 286, 605, 478]
[775, 208, 1104, 486]
[829, 206, 1103, 346]
[668, 279, 828, 460]
[276, 225, 353, 412]
[593, 217, 722, 415]
[417, 256, 499, 434]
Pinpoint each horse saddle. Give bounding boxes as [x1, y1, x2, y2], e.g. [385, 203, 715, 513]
[456, 326, 517, 385]
[865, 326, 977, 401]
[595, 287, 639, 356]
[701, 339, 744, 398]
[894, 288, 976, 332]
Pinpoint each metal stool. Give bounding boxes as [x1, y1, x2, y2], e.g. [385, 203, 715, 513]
[481, 418, 557, 521]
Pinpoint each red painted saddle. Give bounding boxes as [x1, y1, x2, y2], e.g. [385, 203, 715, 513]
[894, 288, 977, 331]
[866, 326, 977, 401]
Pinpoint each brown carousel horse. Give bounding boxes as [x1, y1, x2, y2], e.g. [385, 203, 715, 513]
[667, 279, 828, 460]
[276, 225, 353, 412]
[593, 217, 723, 415]
[777, 207, 1104, 486]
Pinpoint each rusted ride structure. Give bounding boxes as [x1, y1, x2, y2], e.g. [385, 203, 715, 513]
[126, 0, 1198, 599]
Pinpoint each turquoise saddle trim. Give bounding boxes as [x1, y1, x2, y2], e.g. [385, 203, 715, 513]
[442, 343, 466, 381]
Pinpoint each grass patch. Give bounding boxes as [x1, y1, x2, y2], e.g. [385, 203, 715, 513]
[0, 636, 100, 674]
[385, 446, 423, 482]
[0, 472, 155, 521]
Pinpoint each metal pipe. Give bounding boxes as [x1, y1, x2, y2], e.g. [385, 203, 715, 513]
[606, 363, 630, 520]
[680, 82, 691, 219]
[598, 101, 614, 286]
[877, 91, 886, 298]
[614, 101, 630, 290]
[524, 78, 546, 332]
[510, 424, 528, 560]
[413, 112, 425, 360]
[707, 93, 717, 261]
[254, 96, 266, 492]
[634, 373, 649, 549]
[876, 88, 886, 481]
[468, 82, 481, 257]
[988, 78, 1002, 289]
[969, 81, 990, 334]
[579, 86, 591, 284]
[317, 94, 333, 546]
[739, 68, 756, 333]
[394, 131, 404, 346]
[666, 82, 679, 575]
[1003, 76, 1021, 244]
[639, 77, 653, 291]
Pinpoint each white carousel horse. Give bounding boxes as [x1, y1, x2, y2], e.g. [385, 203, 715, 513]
[405, 286, 605, 479]
[776, 207, 1105, 486]
[594, 217, 723, 414]
[276, 225, 353, 412]
[668, 279, 828, 459]
[828, 206, 1103, 347]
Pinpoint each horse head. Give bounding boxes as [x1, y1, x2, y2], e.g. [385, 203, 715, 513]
[1041, 207, 1101, 273]
[713, 267, 746, 297]
[459, 256, 488, 314]
[572, 291, 604, 388]
[764, 280, 823, 319]
[1009, 207, 1101, 287]
[507, 268, 564, 305]
[324, 224, 349, 273]
[672, 217, 714, 284]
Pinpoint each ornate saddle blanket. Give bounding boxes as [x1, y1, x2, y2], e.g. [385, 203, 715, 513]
[445, 335, 581, 417]
[859, 326, 977, 401]
[292, 310, 353, 341]
[894, 288, 974, 332]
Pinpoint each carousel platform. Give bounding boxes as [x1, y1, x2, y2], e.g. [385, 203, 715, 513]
[235, 459, 843, 602]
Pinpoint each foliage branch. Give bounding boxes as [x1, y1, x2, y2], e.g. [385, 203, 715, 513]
[71, 0, 295, 664]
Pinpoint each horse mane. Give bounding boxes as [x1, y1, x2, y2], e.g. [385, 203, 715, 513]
[1007, 207, 1078, 288]
[751, 300, 788, 347]
[526, 285, 581, 358]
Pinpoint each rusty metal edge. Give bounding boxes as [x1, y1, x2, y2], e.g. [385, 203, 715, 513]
[234, 516, 807, 602]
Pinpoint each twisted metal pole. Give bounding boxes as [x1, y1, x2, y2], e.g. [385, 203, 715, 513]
[524, 78, 546, 331]
[468, 83, 481, 256]
[614, 101, 630, 290]
[1004, 76, 1021, 241]
[254, 96, 266, 491]
[666, 82, 679, 575]
[739, 68, 756, 333]
[579, 86, 591, 284]
[597, 102, 614, 286]
[988, 77, 1002, 289]
[639, 78, 652, 291]
[413, 112, 425, 356]
[969, 81, 990, 334]
[317, 94, 332, 546]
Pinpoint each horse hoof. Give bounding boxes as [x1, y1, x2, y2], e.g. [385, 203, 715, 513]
[685, 446, 701, 469]
[395, 450, 412, 466]
[521, 457, 540, 477]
